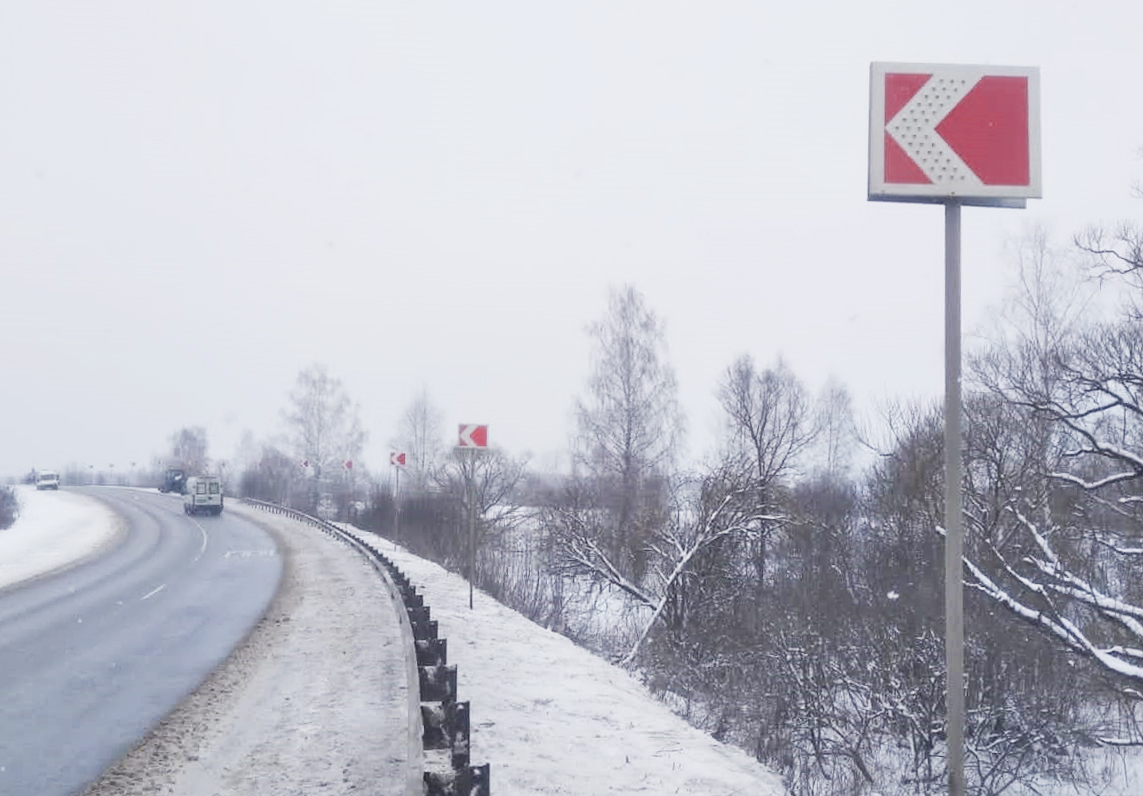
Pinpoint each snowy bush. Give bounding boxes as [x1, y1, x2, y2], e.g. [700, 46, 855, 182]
[0, 486, 18, 530]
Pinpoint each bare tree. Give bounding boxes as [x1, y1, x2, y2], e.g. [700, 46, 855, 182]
[281, 363, 366, 480]
[169, 426, 209, 475]
[968, 320, 1143, 700]
[716, 355, 816, 586]
[394, 387, 444, 490]
[238, 444, 302, 506]
[432, 447, 530, 574]
[811, 377, 856, 479]
[955, 236, 1143, 770]
[548, 464, 778, 664]
[573, 285, 685, 580]
[719, 356, 816, 486]
[1076, 221, 1143, 318]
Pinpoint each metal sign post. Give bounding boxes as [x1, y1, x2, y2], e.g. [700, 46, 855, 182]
[457, 424, 489, 611]
[390, 451, 407, 542]
[394, 464, 402, 542]
[945, 201, 965, 795]
[868, 62, 1040, 796]
[467, 449, 476, 610]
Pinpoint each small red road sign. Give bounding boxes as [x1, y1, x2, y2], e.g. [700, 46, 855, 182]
[458, 424, 488, 448]
[344, 460, 353, 470]
[869, 63, 1040, 204]
[390, 452, 407, 467]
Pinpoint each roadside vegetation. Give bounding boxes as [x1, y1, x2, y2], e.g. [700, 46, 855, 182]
[0, 485, 18, 530]
[193, 225, 1143, 795]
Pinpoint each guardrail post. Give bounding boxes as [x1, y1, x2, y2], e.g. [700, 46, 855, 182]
[412, 620, 438, 641]
[463, 763, 490, 796]
[450, 701, 470, 769]
[415, 638, 447, 667]
[418, 665, 457, 703]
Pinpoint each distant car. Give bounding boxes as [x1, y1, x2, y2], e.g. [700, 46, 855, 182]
[35, 471, 60, 490]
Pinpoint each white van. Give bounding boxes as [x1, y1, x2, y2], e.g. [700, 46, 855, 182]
[183, 476, 223, 516]
[35, 470, 60, 490]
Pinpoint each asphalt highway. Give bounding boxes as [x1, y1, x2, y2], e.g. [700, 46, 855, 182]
[0, 488, 282, 796]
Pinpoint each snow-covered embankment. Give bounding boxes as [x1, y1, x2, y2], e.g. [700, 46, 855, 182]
[347, 527, 789, 796]
[0, 486, 123, 591]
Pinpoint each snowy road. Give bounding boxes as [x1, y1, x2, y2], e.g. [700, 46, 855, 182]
[0, 488, 282, 796]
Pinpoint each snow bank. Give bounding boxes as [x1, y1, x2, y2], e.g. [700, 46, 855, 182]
[353, 529, 788, 796]
[0, 486, 122, 590]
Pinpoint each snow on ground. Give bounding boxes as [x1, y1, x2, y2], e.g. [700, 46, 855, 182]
[347, 526, 789, 796]
[17, 491, 1143, 795]
[4, 489, 784, 793]
[0, 486, 123, 590]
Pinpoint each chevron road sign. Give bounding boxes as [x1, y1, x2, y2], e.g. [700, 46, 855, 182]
[457, 424, 488, 449]
[869, 63, 1040, 205]
[390, 452, 407, 467]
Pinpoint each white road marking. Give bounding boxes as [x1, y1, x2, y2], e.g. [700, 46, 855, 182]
[223, 550, 277, 559]
[187, 517, 209, 565]
[141, 584, 166, 601]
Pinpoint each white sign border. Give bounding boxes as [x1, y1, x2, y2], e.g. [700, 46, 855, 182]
[868, 62, 1041, 205]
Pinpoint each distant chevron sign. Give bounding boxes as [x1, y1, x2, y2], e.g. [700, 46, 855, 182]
[457, 424, 488, 448]
[869, 63, 1040, 202]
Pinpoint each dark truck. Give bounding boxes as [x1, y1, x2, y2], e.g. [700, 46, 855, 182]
[159, 467, 186, 494]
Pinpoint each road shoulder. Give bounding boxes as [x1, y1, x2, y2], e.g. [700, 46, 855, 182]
[82, 503, 410, 796]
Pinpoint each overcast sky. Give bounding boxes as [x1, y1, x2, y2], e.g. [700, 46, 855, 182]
[3, 1, 1142, 479]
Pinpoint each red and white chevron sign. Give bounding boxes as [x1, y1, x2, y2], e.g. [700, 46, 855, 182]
[458, 424, 488, 448]
[390, 452, 407, 467]
[869, 63, 1040, 202]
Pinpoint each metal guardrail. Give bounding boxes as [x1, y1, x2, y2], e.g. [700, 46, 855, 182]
[240, 498, 490, 796]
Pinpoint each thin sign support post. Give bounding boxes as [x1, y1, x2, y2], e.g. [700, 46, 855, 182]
[394, 464, 402, 542]
[945, 201, 965, 796]
[467, 449, 476, 610]
[457, 424, 489, 610]
[390, 451, 407, 541]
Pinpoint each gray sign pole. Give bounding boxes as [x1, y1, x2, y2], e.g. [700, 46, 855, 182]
[394, 465, 402, 542]
[945, 200, 965, 796]
[467, 448, 476, 610]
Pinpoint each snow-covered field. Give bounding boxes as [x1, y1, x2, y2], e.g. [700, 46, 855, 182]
[0, 485, 122, 590]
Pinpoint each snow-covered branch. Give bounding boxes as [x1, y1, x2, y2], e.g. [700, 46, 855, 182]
[955, 526, 1143, 688]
